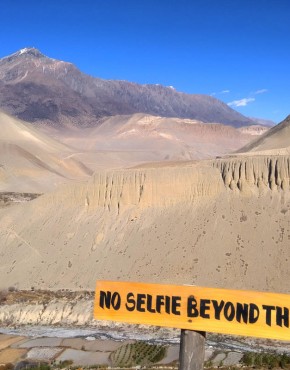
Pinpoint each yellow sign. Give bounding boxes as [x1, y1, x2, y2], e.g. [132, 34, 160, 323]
[94, 281, 290, 341]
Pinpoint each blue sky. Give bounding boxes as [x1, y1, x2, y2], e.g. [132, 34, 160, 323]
[1, 0, 290, 123]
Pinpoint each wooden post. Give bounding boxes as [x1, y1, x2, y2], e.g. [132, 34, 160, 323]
[179, 329, 206, 370]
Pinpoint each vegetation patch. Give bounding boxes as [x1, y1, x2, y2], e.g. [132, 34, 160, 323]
[110, 341, 166, 367]
[241, 351, 290, 369]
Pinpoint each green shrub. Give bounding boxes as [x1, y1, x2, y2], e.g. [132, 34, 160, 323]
[25, 365, 51, 370]
[241, 351, 290, 369]
[57, 360, 73, 369]
[110, 341, 166, 367]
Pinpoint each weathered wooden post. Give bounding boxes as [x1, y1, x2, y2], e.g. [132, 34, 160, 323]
[179, 329, 206, 370]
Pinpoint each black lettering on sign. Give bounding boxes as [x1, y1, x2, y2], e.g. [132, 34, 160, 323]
[125, 293, 181, 315]
[156, 295, 165, 313]
[236, 303, 249, 323]
[212, 300, 224, 320]
[187, 296, 199, 318]
[200, 299, 211, 319]
[147, 294, 156, 313]
[99, 290, 121, 310]
[125, 292, 135, 311]
[165, 295, 171, 314]
[136, 294, 146, 312]
[224, 302, 235, 321]
[249, 304, 259, 324]
[172, 296, 181, 315]
[100, 288, 290, 333]
[262, 305, 275, 326]
[276, 307, 289, 328]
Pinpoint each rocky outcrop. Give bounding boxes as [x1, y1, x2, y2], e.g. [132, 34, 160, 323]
[42, 155, 290, 214]
[0, 299, 95, 327]
[213, 155, 290, 192]
[41, 163, 224, 212]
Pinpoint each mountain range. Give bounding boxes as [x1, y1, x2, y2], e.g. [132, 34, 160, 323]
[1, 47, 290, 299]
[0, 110, 261, 192]
[0, 48, 255, 128]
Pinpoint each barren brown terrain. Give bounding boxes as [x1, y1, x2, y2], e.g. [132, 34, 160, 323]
[238, 115, 290, 155]
[0, 152, 289, 292]
[0, 110, 264, 192]
[0, 111, 289, 294]
[0, 97, 289, 364]
[46, 113, 259, 162]
[0, 111, 92, 193]
[0, 3, 289, 367]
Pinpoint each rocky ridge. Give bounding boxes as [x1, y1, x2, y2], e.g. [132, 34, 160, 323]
[238, 115, 290, 154]
[0, 48, 255, 127]
[42, 155, 290, 212]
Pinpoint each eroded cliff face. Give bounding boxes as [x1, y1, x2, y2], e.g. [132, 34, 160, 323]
[40, 155, 290, 213]
[42, 163, 224, 212]
[0, 156, 290, 293]
[213, 156, 290, 193]
[0, 299, 94, 327]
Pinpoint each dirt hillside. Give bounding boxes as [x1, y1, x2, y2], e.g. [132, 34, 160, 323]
[0, 155, 289, 293]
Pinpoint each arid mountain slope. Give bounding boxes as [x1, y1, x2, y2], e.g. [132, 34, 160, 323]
[237, 125, 269, 136]
[248, 117, 276, 127]
[0, 156, 289, 293]
[0, 110, 265, 192]
[0, 111, 92, 192]
[0, 48, 255, 127]
[238, 115, 290, 155]
[47, 113, 261, 163]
